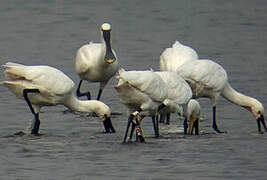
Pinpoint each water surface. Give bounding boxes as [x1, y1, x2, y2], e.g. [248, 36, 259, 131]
[1, 0, 267, 179]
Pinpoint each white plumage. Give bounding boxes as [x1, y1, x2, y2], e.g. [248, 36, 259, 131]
[116, 69, 166, 142]
[159, 41, 198, 72]
[155, 71, 192, 113]
[0, 62, 116, 135]
[186, 99, 201, 135]
[115, 69, 193, 142]
[156, 71, 197, 136]
[116, 69, 166, 116]
[160, 41, 266, 133]
[75, 23, 119, 100]
[177, 60, 228, 99]
[158, 41, 198, 125]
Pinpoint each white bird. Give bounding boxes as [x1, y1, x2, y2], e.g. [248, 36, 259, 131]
[115, 69, 169, 142]
[0, 62, 116, 135]
[160, 42, 266, 133]
[115, 69, 193, 142]
[155, 71, 192, 132]
[156, 72, 201, 136]
[159, 41, 198, 73]
[75, 23, 118, 100]
[185, 99, 201, 135]
[159, 41, 198, 125]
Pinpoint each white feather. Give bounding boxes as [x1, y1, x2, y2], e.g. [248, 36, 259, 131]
[1, 62, 114, 132]
[160, 41, 265, 133]
[75, 23, 118, 97]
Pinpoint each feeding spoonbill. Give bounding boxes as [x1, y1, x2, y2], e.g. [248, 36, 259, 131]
[75, 23, 118, 100]
[156, 72, 201, 136]
[115, 69, 168, 142]
[0, 62, 116, 135]
[155, 71, 192, 131]
[160, 42, 266, 133]
[115, 69, 193, 142]
[159, 41, 198, 125]
[185, 99, 201, 135]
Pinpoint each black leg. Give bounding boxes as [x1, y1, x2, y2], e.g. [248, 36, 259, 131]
[212, 106, 223, 133]
[103, 117, 116, 133]
[23, 89, 41, 135]
[76, 80, 91, 100]
[123, 108, 142, 143]
[184, 117, 188, 134]
[96, 88, 103, 101]
[108, 118, 116, 133]
[256, 114, 266, 133]
[156, 115, 159, 137]
[123, 114, 134, 143]
[159, 114, 165, 123]
[158, 104, 166, 124]
[129, 121, 136, 140]
[166, 113, 171, 125]
[152, 116, 159, 137]
[257, 118, 262, 133]
[259, 115, 267, 132]
[152, 116, 156, 136]
[31, 113, 40, 135]
[194, 118, 199, 135]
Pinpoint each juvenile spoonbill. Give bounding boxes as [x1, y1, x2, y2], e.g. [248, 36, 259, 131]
[160, 42, 266, 133]
[75, 23, 118, 100]
[0, 62, 116, 135]
[185, 99, 201, 135]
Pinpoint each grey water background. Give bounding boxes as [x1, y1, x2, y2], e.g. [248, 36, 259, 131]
[0, 0, 267, 179]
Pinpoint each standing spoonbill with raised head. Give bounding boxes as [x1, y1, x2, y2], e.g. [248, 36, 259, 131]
[75, 23, 118, 100]
[0, 62, 116, 135]
[160, 41, 266, 133]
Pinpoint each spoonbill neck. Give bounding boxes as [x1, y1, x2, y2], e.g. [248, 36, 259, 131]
[65, 95, 109, 116]
[222, 82, 264, 117]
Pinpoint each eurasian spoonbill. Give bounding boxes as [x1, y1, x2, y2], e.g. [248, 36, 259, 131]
[75, 23, 118, 100]
[115, 69, 168, 142]
[115, 69, 193, 142]
[160, 42, 266, 133]
[185, 99, 201, 135]
[0, 62, 116, 135]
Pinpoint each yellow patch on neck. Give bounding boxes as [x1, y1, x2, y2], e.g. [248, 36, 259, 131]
[106, 58, 115, 64]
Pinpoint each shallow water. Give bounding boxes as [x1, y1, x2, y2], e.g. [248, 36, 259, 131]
[1, 0, 267, 179]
